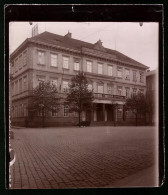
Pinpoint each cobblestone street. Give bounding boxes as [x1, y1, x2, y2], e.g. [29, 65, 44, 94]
[10, 126, 158, 189]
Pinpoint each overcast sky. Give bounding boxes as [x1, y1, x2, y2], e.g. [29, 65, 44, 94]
[9, 22, 158, 70]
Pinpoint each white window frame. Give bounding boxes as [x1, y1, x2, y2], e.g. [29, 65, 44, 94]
[117, 68, 122, 78]
[51, 54, 58, 67]
[125, 69, 130, 79]
[107, 86, 113, 94]
[63, 81, 69, 93]
[133, 71, 137, 81]
[140, 72, 144, 82]
[125, 88, 130, 98]
[63, 56, 69, 69]
[19, 78, 22, 93]
[88, 84, 93, 91]
[38, 51, 45, 65]
[19, 55, 23, 69]
[98, 85, 104, 94]
[64, 105, 69, 117]
[98, 63, 103, 74]
[87, 61, 92, 73]
[117, 87, 122, 95]
[74, 61, 80, 71]
[51, 106, 58, 117]
[51, 79, 58, 87]
[108, 66, 113, 76]
[15, 58, 18, 72]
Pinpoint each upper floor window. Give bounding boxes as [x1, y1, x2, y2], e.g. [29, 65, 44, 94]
[23, 76, 27, 91]
[88, 84, 93, 91]
[19, 78, 22, 93]
[51, 54, 57, 67]
[133, 71, 137, 81]
[23, 51, 27, 66]
[15, 80, 18, 94]
[38, 51, 45, 65]
[87, 61, 92, 73]
[15, 59, 18, 72]
[11, 83, 14, 96]
[63, 81, 69, 93]
[51, 79, 57, 87]
[107, 86, 113, 94]
[125, 88, 130, 98]
[140, 72, 144, 82]
[117, 68, 122, 78]
[98, 63, 103, 74]
[98, 85, 104, 94]
[63, 56, 69, 69]
[108, 66, 113, 76]
[74, 61, 80, 71]
[19, 55, 23, 69]
[125, 69, 130, 80]
[117, 86, 122, 95]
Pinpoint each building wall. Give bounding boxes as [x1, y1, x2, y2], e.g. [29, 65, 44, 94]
[10, 41, 148, 127]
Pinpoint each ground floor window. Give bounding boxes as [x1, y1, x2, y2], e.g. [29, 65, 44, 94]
[52, 106, 57, 117]
[38, 107, 45, 116]
[64, 105, 69, 117]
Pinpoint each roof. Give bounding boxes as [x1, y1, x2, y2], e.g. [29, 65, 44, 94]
[146, 70, 157, 77]
[12, 31, 149, 69]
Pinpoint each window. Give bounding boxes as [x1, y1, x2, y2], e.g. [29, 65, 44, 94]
[117, 87, 122, 95]
[107, 86, 113, 94]
[15, 106, 18, 117]
[133, 88, 137, 96]
[23, 104, 27, 116]
[125, 69, 130, 79]
[63, 81, 69, 93]
[133, 71, 137, 81]
[11, 83, 14, 96]
[108, 66, 113, 76]
[98, 85, 104, 94]
[87, 61, 92, 73]
[51, 54, 57, 67]
[139, 89, 144, 94]
[51, 79, 57, 87]
[63, 56, 69, 69]
[98, 63, 103, 74]
[19, 78, 22, 93]
[38, 51, 45, 64]
[15, 81, 18, 95]
[23, 51, 27, 65]
[52, 106, 57, 117]
[125, 88, 130, 98]
[117, 68, 122, 78]
[74, 61, 80, 71]
[19, 55, 23, 69]
[15, 59, 18, 72]
[140, 72, 144, 82]
[10, 64, 14, 75]
[88, 84, 93, 91]
[23, 76, 27, 91]
[64, 105, 69, 117]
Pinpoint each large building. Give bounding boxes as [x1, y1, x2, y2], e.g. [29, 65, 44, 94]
[10, 31, 149, 127]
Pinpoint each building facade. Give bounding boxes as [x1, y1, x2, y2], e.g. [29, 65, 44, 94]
[146, 70, 157, 125]
[10, 31, 148, 127]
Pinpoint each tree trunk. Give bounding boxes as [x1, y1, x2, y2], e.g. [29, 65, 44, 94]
[42, 108, 45, 128]
[135, 113, 138, 126]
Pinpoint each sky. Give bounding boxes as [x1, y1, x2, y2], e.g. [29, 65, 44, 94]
[9, 22, 159, 70]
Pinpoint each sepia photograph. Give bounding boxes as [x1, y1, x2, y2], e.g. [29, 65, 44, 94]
[8, 19, 160, 189]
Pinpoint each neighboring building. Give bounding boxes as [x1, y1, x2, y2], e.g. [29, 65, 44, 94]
[10, 31, 148, 127]
[146, 70, 157, 125]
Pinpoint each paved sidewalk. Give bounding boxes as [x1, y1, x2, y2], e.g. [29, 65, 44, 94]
[10, 126, 158, 189]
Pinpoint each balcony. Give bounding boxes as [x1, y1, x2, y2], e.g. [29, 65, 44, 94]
[93, 93, 126, 100]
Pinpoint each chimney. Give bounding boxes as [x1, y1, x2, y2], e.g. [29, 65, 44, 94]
[95, 39, 103, 47]
[64, 31, 72, 38]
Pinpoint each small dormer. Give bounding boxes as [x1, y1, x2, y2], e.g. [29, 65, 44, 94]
[64, 31, 72, 38]
[94, 39, 105, 51]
